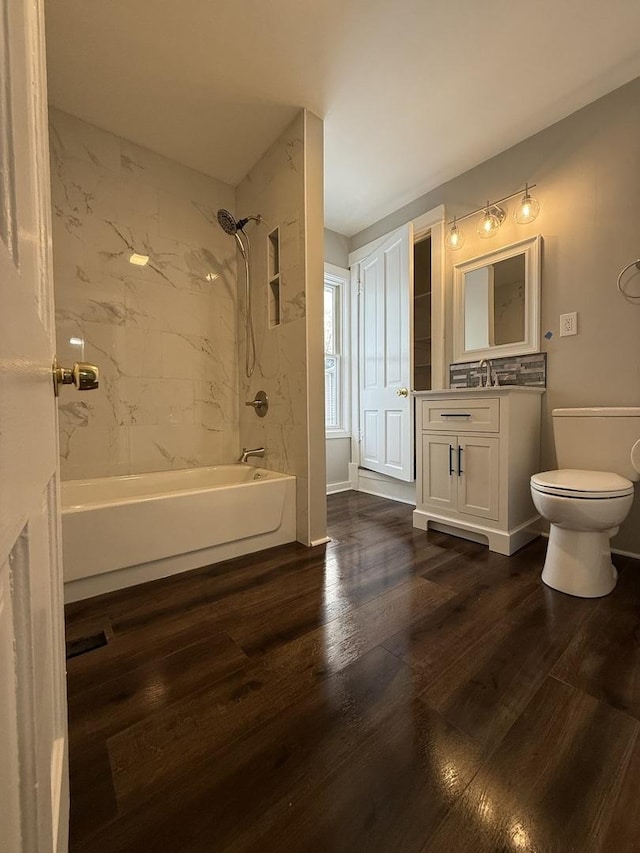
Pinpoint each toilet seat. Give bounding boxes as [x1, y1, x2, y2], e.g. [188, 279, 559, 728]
[531, 468, 634, 499]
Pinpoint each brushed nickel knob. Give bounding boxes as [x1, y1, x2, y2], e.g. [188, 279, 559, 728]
[53, 358, 100, 397]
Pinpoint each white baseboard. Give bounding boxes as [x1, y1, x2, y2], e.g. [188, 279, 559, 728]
[612, 547, 640, 559]
[326, 481, 352, 495]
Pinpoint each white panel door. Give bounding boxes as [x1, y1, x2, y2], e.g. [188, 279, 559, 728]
[0, 1, 69, 851]
[360, 247, 384, 469]
[359, 224, 414, 481]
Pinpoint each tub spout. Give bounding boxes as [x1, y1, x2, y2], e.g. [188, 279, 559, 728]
[239, 447, 265, 463]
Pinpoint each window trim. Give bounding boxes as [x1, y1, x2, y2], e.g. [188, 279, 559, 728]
[324, 263, 350, 439]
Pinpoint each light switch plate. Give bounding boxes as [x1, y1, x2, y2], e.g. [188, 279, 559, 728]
[560, 312, 578, 336]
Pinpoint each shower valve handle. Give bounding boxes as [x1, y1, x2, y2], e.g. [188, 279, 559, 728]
[244, 390, 269, 417]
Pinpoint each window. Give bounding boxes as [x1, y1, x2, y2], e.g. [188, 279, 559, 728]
[324, 282, 340, 429]
[324, 265, 349, 436]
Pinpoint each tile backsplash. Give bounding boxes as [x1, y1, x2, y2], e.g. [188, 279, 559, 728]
[449, 352, 547, 388]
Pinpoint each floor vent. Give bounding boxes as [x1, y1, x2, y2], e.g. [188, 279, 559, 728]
[65, 631, 108, 660]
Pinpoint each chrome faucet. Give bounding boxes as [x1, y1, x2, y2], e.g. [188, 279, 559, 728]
[239, 447, 265, 463]
[478, 358, 492, 387]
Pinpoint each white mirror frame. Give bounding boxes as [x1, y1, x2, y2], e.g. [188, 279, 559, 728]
[453, 234, 541, 363]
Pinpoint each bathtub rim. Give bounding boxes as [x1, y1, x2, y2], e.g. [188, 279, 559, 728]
[61, 464, 294, 512]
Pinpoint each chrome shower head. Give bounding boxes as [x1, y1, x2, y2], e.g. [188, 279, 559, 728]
[217, 208, 238, 235]
[217, 209, 262, 236]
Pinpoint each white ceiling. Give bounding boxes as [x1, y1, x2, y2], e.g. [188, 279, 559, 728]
[45, 0, 640, 237]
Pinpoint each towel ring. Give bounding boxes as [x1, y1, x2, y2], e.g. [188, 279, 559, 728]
[617, 259, 640, 299]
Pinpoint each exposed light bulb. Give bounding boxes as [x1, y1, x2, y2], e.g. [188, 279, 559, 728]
[514, 184, 540, 224]
[477, 203, 504, 239]
[446, 217, 464, 250]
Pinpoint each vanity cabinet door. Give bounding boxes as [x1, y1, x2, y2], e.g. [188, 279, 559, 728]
[420, 433, 458, 511]
[457, 436, 499, 521]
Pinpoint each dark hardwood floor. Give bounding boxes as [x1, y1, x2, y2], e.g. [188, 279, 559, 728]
[64, 491, 640, 852]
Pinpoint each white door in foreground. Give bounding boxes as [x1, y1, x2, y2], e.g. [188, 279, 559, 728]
[0, 0, 69, 850]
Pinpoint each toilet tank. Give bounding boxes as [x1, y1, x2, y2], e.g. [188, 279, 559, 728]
[553, 407, 640, 482]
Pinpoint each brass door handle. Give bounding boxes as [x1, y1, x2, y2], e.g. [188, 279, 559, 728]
[396, 387, 409, 397]
[52, 358, 100, 397]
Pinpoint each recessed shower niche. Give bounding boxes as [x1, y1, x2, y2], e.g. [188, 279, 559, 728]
[268, 227, 281, 327]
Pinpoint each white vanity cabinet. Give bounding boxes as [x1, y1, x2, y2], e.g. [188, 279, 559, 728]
[413, 388, 544, 555]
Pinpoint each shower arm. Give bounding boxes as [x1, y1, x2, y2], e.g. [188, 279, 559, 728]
[236, 215, 262, 230]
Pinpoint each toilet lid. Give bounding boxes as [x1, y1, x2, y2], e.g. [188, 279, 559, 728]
[531, 469, 634, 498]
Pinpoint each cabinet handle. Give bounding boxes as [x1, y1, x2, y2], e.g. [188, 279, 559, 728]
[440, 413, 471, 418]
[458, 445, 463, 476]
[448, 444, 454, 476]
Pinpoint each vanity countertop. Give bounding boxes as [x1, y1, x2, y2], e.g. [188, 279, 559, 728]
[413, 386, 546, 397]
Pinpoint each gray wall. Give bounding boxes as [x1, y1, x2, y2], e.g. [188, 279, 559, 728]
[351, 76, 640, 555]
[326, 437, 351, 492]
[324, 228, 349, 268]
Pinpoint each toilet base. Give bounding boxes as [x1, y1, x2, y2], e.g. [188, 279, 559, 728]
[541, 525, 618, 598]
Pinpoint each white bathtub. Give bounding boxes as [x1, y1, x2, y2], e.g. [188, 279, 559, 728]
[61, 464, 296, 602]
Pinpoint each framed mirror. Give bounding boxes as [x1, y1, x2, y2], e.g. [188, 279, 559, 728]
[453, 235, 541, 362]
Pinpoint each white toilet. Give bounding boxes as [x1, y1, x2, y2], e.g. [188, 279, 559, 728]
[531, 407, 640, 598]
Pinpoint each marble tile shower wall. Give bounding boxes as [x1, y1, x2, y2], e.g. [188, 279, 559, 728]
[236, 113, 309, 534]
[49, 109, 239, 479]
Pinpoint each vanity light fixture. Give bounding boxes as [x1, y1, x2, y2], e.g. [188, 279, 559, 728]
[445, 216, 465, 250]
[514, 183, 540, 224]
[444, 184, 539, 250]
[129, 252, 149, 266]
[477, 201, 505, 239]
